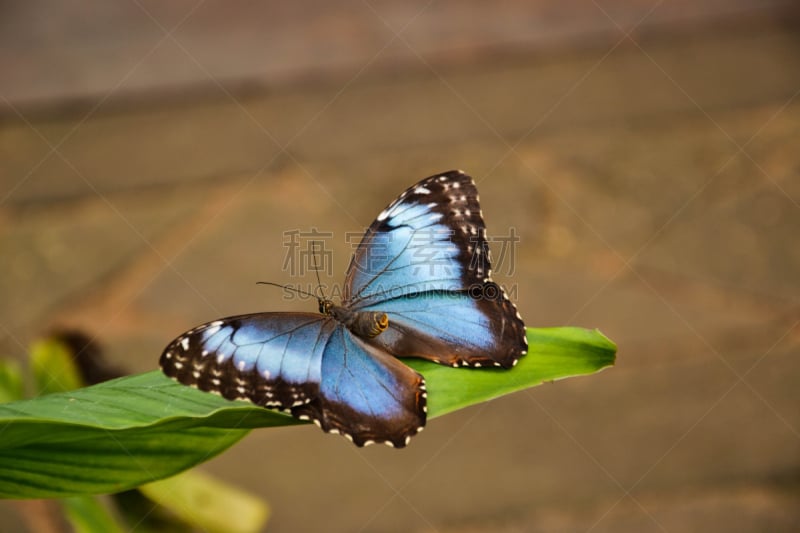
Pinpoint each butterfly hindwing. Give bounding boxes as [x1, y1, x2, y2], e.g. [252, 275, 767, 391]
[292, 327, 426, 448]
[359, 282, 527, 369]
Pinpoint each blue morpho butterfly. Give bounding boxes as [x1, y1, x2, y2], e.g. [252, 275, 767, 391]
[160, 170, 527, 448]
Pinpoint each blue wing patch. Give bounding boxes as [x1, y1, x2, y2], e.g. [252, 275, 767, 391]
[359, 282, 526, 369]
[161, 313, 330, 409]
[292, 327, 425, 447]
[343, 171, 491, 306]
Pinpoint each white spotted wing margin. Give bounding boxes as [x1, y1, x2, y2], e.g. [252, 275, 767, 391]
[159, 313, 426, 448]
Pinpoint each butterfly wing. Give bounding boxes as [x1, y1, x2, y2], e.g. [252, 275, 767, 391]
[358, 283, 526, 369]
[343, 170, 487, 306]
[293, 326, 426, 448]
[343, 170, 527, 368]
[160, 313, 425, 446]
[160, 313, 331, 409]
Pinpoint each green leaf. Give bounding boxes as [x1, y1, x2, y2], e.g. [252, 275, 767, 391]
[414, 327, 616, 417]
[0, 358, 24, 403]
[0, 327, 615, 499]
[61, 496, 125, 533]
[0, 371, 286, 498]
[139, 469, 269, 533]
[30, 338, 84, 395]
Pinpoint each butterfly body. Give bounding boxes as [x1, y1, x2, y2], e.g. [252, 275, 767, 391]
[161, 170, 526, 447]
[323, 300, 389, 339]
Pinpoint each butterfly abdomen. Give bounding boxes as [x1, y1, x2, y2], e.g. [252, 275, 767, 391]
[329, 306, 389, 339]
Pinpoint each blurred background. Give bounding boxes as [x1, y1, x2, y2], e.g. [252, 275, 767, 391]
[1, 1, 799, 531]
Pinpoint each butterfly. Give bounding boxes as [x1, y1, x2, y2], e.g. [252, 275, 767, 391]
[160, 170, 527, 448]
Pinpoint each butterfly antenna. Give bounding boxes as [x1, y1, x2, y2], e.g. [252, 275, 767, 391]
[256, 281, 319, 299]
[311, 240, 326, 301]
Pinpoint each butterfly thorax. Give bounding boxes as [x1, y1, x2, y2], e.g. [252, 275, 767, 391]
[319, 298, 389, 339]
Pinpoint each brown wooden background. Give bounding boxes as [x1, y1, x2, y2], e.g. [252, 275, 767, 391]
[1, 1, 798, 531]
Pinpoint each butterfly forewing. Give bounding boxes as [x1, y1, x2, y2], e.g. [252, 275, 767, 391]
[343, 170, 491, 306]
[160, 313, 329, 409]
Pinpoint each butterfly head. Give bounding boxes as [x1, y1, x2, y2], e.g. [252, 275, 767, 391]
[318, 298, 334, 315]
